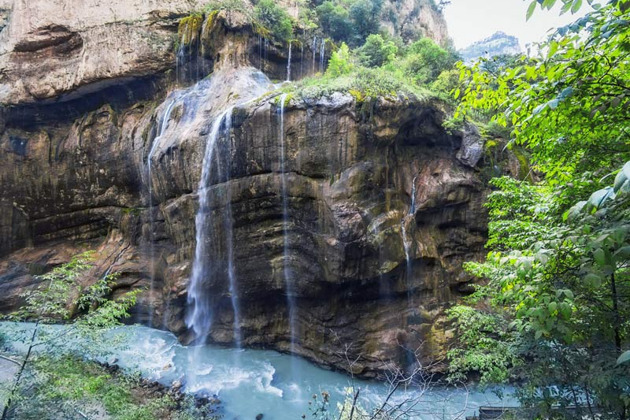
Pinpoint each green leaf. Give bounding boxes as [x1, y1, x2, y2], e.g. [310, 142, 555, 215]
[584, 273, 602, 287]
[614, 170, 627, 192]
[571, 0, 583, 13]
[526, 0, 537, 20]
[616, 350, 630, 366]
[593, 248, 607, 266]
[587, 187, 615, 209]
[614, 246, 630, 261]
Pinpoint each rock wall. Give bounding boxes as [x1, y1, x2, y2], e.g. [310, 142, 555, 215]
[0, 2, 485, 377]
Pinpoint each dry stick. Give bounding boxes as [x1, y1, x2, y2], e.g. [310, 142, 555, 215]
[348, 388, 361, 420]
[369, 381, 401, 420]
[0, 355, 21, 366]
[1, 320, 39, 420]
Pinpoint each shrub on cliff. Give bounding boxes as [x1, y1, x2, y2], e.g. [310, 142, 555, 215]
[315, 0, 383, 45]
[326, 43, 354, 77]
[357, 34, 398, 68]
[254, 0, 294, 41]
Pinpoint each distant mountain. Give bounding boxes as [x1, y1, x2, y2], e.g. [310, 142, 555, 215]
[459, 31, 522, 63]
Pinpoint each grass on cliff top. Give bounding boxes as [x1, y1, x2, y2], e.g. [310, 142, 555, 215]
[281, 66, 434, 103]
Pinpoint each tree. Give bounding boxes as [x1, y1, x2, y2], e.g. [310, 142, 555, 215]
[316, 1, 353, 41]
[357, 34, 398, 67]
[1, 252, 139, 419]
[254, 0, 294, 41]
[448, 1, 630, 417]
[401, 38, 457, 83]
[326, 43, 354, 77]
[349, 0, 383, 44]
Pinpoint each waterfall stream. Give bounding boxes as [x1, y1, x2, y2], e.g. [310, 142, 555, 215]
[319, 39, 326, 73]
[279, 93, 298, 361]
[145, 98, 178, 326]
[312, 36, 317, 73]
[186, 107, 234, 343]
[286, 42, 292, 82]
[221, 111, 241, 350]
[401, 175, 418, 301]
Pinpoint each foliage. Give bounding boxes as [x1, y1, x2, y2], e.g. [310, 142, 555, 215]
[1, 252, 145, 419]
[448, 2, 630, 416]
[315, 0, 383, 46]
[450, 160, 630, 415]
[446, 305, 519, 386]
[7, 356, 217, 420]
[395, 38, 458, 84]
[455, 2, 630, 194]
[349, 0, 383, 43]
[254, 0, 294, 41]
[326, 42, 354, 77]
[285, 65, 430, 102]
[316, 1, 354, 41]
[357, 34, 398, 67]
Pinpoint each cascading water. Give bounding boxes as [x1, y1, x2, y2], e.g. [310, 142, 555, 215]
[401, 175, 418, 301]
[319, 39, 326, 73]
[312, 36, 317, 73]
[264, 38, 269, 66]
[186, 107, 234, 343]
[220, 111, 242, 350]
[286, 42, 292, 82]
[278, 93, 298, 360]
[258, 34, 263, 70]
[145, 98, 178, 326]
[300, 42, 304, 79]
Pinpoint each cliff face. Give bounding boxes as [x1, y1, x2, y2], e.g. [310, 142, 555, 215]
[459, 31, 523, 63]
[0, 1, 485, 377]
[381, 0, 449, 45]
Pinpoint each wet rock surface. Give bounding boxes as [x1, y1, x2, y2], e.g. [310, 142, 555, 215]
[0, 4, 486, 377]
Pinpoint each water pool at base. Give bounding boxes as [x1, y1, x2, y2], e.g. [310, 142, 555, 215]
[0, 322, 515, 419]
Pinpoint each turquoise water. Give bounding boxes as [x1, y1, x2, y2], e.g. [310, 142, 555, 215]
[0, 322, 515, 419]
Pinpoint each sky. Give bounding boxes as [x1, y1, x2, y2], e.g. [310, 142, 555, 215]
[443, 0, 592, 50]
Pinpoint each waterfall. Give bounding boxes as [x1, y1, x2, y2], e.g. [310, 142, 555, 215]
[319, 39, 326, 73]
[401, 175, 418, 301]
[300, 42, 304, 79]
[146, 98, 178, 326]
[258, 34, 263, 70]
[410, 175, 417, 214]
[264, 38, 269, 67]
[312, 36, 317, 73]
[286, 42, 292, 82]
[279, 94, 298, 357]
[221, 111, 241, 349]
[176, 42, 185, 84]
[186, 107, 234, 343]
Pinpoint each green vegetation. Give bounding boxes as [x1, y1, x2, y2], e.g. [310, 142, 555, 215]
[8, 356, 215, 420]
[0, 252, 215, 419]
[254, 0, 294, 41]
[447, 0, 630, 417]
[315, 0, 383, 45]
[283, 34, 459, 103]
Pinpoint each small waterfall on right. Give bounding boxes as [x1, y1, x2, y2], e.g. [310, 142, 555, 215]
[401, 175, 418, 303]
[286, 42, 292, 81]
[312, 36, 317, 73]
[319, 39, 326, 73]
[278, 93, 299, 364]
